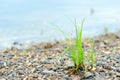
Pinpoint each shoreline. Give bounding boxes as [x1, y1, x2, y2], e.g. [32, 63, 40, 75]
[0, 28, 119, 50]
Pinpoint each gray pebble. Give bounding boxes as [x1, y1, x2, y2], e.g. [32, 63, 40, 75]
[115, 55, 120, 59]
[116, 34, 120, 39]
[44, 59, 51, 64]
[18, 70, 24, 75]
[8, 54, 14, 59]
[96, 61, 102, 66]
[94, 72, 105, 80]
[42, 70, 54, 74]
[0, 61, 4, 68]
[116, 69, 120, 73]
[83, 72, 94, 79]
[62, 75, 69, 80]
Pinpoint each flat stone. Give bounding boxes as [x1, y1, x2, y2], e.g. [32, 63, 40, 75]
[83, 72, 94, 79]
[8, 54, 15, 59]
[42, 70, 54, 74]
[44, 59, 51, 64]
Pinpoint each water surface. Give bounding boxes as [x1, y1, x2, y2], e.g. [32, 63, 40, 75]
[0, 0, 120, 48]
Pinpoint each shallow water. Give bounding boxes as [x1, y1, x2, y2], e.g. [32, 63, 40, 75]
[0, 0, 120, 49]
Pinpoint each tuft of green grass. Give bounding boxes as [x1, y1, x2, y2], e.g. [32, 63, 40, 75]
[52, 18, 96, 71]
[68, 19, 85, 70]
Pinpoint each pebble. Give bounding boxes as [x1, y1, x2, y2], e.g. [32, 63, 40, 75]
[41, 58, 51, 64]
[42, 70, 54, 74]
[62, 75, 69, 80]
[94, 72, 105, 80]
[83, 72, 94, 79]
[73, 76, 81, 80]
[0, 32, 120, 80]
[115, 56, 120, 59]
[18, 70, 24, 75]
[8, 54, 14, 59]
[115, 34, 120, 39]
[116, 69, 120, 73]
[0, 61, 4, 68]
[65, 61, 74, 67]
[44, 59, 51, 64]
[116, 73, 120, 77]
[96, 61, 102, 66]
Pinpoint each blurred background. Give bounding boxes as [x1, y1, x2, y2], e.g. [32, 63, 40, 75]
[0, 0, 120, 48]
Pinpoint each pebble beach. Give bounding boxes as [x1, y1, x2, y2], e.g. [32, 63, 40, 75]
[0, 32, 120, 80]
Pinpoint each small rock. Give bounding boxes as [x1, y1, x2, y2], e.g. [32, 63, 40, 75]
[29, 74, 34, 79]
[26, 62, 32, 67]
[96, 61, 102, 66]
[41, 58, 51, 64]
[12, 55, 18, 60]
[109, 71, 116, 76]
[44, 64, 53, 70]
[8, 54, 15, 59]
[115, 56, 120, 59]
[102, 51, 111, 54]
[18, 70, 24, 75]
[33, 73, 39, 78]
[3, 50, 8, 53]
[115, 34, 120, 39]
[23, 78, 28, 80]
[73, 76, 81, 80]
[65, 61, 74, 67]
[116, 73, 120, 77]
[116, 59, 120, 63]
[83, 72, 94, 79]
[32, 62, 39, 66]
[90, 67, 96, 72]
[62, 75, 69, 80]
[78, 67, 84, 72]
[44, 59, 51, 64]
[103, 65, 114, 70]
[116, 69, 120, 73]
[0, 61, 4, 68]
[94, 72, 105, 80]
[31, 68, 36, 73]
[42, 70, 54, 74]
